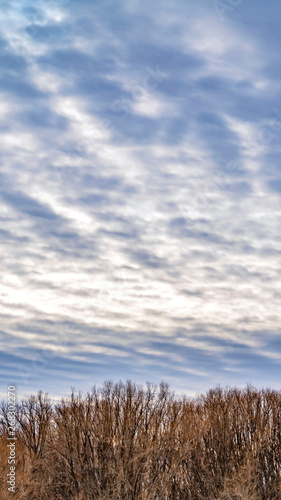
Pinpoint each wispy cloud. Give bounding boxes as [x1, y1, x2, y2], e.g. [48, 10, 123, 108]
[0, 0, 281, 396]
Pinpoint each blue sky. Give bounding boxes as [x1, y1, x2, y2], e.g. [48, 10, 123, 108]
[1, 0, 281, 397]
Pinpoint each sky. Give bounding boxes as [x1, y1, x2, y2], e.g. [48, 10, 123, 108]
[0, 0, 281, 398]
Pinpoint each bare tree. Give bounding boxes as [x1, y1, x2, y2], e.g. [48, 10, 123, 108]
[1, 383, 281, 499]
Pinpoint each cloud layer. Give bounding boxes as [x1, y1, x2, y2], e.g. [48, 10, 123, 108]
[1, 0, 281, 396]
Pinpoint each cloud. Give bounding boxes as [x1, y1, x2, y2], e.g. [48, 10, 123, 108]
[0, 0, 281, 397]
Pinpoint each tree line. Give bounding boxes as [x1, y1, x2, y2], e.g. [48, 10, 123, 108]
[1, 381, 281, 499]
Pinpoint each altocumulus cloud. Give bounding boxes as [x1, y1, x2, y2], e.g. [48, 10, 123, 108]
[0, 0, 281, 396]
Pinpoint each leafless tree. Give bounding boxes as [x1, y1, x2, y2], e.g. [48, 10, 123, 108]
[1, 383, 281, 499]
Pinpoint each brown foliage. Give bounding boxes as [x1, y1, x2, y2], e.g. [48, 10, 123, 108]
[1, 383, 281, 499]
